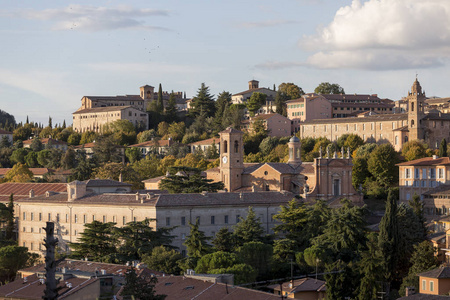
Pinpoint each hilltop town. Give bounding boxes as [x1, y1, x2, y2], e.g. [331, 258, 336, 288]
[1, 78, 450, 299]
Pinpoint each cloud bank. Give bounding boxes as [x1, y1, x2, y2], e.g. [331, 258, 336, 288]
[302, 0, 450, 70]
[6, 5, 170, 32]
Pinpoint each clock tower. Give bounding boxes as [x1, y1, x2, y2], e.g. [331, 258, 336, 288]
[219, 127, 244, 192]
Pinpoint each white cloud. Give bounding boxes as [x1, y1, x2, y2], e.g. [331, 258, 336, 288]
[5, 5, 170, 32]
[301, 0, 450, 70]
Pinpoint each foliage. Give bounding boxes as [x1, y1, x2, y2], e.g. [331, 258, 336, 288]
[314, 82, 345, 94]
[0, 246, 33, 283]
[60, 148, 77, 170]
[409, 193, 427, 239]
[439, 138, 447, 158]
[367, 143, 399, 187]
[70, 221, 118, 262]
[92, 136, 122, 164]
[164, 92, 178, 123]
[142, 246, 182, 275]
[120, 267, 166, 300]
[189, 83, 215, 118]
[70, 151, 97, 181]
[80, 131, 97, 145]
[236, 242, 272, 279]
[233, 207, 264, 246]
[214, 91, 232, 131]
[158, 166, 224, 193]
[137, 129, 157, 143]
[167, 122, 186, 142]
[275, 83, 304, 116]
[25, 151, 39, 168]
[93, 162, 141, 189]
[246, 92, 267, 116]
[30, 137, 43, 152]
[401, 140, 429, 161]
[125, 147, 142, 163]
[4, 163, 33, 182]
[184, 219, 212, 262]
[195, 251, 238, 273]
[10, 148, 28, 164]
[212, 227, 235, 252]
[210, 263, 257, 285]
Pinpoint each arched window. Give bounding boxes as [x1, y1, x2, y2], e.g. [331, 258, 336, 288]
[223, 140, 228, 153]
[234, 140, 239, 153]
[411, 102, 415, 112]
[404, 136, 409, 143]
[411, 120, 415, 127]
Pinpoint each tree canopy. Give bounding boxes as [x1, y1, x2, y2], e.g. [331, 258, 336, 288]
[314, 82, 345, 94]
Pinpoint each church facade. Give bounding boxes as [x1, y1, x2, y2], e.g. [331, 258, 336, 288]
[206, 127, 363, 206]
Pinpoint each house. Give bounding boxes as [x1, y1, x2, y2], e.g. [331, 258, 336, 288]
[188, 137, 219, 154]
[231, 80, 277, 105]
[0, 129, 13, 145]
[23, 138, 68, 151]
[287, 94, 332, 133]
[74, 141, 125, 160]
[418, 266, 450, 295]
[0, 168, 54, 180]
[396, 156, 450, 208]
[128, 138, 177, 156]
[241, 113, 292, 137]
[269, 277, 326, 299]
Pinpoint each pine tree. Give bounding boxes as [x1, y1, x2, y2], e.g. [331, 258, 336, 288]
[212, 227, 235, 252]
[214, 91, 231, 131]
[357, 233, 383, 300]
[184, 219, 212, 261]
[25, 116, 29, 124]
[439, 138, 447, 157]
[189, 83, 215, 118]
[233, 207, 264, 246]
[120, 267, 166, 300]
[157, 83, 164, 113]
[409, 193, 427, 239]
[48, 116, 52, 129]
[62, 120, 66, 129]
[378, 189, 399, 283]
[164, 92, 178, 123]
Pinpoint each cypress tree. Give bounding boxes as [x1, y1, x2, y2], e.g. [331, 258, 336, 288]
[439, 139, 447, 157]
[62, 120, 66, 129]
[48, 116, 52, 128]
[378, 189, 399, 283]
[26, 116, 29, 124]
[157, 83, 164, 113]
[5, 194, 14, 241]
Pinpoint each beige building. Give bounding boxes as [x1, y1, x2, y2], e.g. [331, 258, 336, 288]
[23, 138, 68, 151]
[287, 95, 332, 133]
[128, 138, 179, 157]
[206, 127, 362, 205]
[231, 80, 277, 105]
[300, 79, 450, 152]
[241, 113, 292, 137]
[188, 137, 220, 154]
[0, 129, 13, 145]
[72, 106, 148, 133]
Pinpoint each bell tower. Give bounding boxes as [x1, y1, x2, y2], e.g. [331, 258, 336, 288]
[219, 127, 244, 192]
[407, 78, 426, 141]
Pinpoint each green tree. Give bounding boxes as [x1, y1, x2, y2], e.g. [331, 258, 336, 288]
[157, 83, 164, 113]
[24, 151, 39, 168]
[409, 193, 427, 239]
[0, 136, 11, 148]
[114, 219, 174, 263]
[80, 131, 97, 145]
[5, 194, 15, 241]
[67, 132, 81, 145]
[125, 147, 142, 164]
[70, 151, 97, 181]
[93, 162, 141, 189]
[210, 263, 257, 285]
[212, 227, 235, 252]
[142, 246, 182, 275]
[120, 267, 166, 300]
[92, 136, 121, 164]
[314, 82, 345, 94]
[0, 246, 34, 283]
[184, 219, 212, 261]
[399, 241, 439, 296]
[167, 122, 186, 142]
[4, 163, 33, 182]
[214, 91, 232, 131]
[189, 83, 215, 118]
[60, 147, 76, 170]
[164, 92, 178, 123]
[158, 166, 224, 193]
[439, 138, 447, 157]
[378, 189, 399, 283]
[402, 140, 429, 161]
[246, 92, 267, 116]
[137, 129, 157, 144]
[275, 83, 304, 116]
[195, 251, 238, 273]
[236, 242, 273, 280]
[367, 143, 399, 187]
[233, 207, 264, 246]
[30, 137, 43, 152]
[70, 221, 118, 262]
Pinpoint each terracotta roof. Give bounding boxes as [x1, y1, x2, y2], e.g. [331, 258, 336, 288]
[23, 138, 67, 146]
[232, 87, 276, 97]
[243, 162, 312, 175]
[321, 93, 384, 102]
[254, 113, 288, 120]
[418, 266, 450, 279]
[302, 113, 407, 124]
[396, 156, 450, 166]
[423, 112, 450, 120]
[425, 97, 450, 105]
[155, 191, 293, 208]
[0, 182, 67, 202]
[188, 138, 220, 146]
[270, 277, 326, 293]
[74, 142, 124, 149]
[152, 276, 280, 300]
[84, 95, 143, 101]
[0, 129, 12, 135]
[0, 273, 98, 299]
[0, 168, 52, 176]
[219, 127, 243, 134]
[73, 105, 143, 114]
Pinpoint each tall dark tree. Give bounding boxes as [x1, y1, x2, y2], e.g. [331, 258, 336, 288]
[62, 120, 66, 129]
[409, 193, 427, 239]
[30, 137, 43, 152]
[189, 83, 215, 118]
[0, 136, 10, 148]
[157, 83, 164, 113]
[367, 143, 399, 187]
[48, 116, 52, 129]
[233, 207, 264, 246]
[5, 194, 15, 241]
[246, 92, 267, 116]
[214, 91, 232, 131]
[378, 189, 399, 283]
[164, 92, 178, 123]
[120, 267, 166, 300]
[439, 138, 447, 157]
[357, 233, 384, 300]
[212, 227, 235, 252]
[92, 136, 121, 164]
[158, 166, 224, 193]
[183, 219, 212, 267]
[70, 221, 118, 262]
[26, 115, 29, 124]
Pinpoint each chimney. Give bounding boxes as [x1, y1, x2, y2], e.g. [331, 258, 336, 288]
[135, 192, 140, 201]
[405, 286, 415, 296]
[29, 189, 35, 198]
[240, 192, 244, 200]
[433, 155, 439, 160]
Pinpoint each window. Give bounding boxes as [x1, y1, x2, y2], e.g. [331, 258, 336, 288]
[56, 214, 60, 222]
[181, 233, 186, 240]
[406, 193, 411, 200]
[405, 169, 411, 179]
[23, 212, 26, 220]
[23, 227, 26, 232]
[123, 216, 126, 225]
[113, 216, 116, 223]
[415, 168, 420, 179]
[83, 215, 87, 224]
[422, 168, 427, 179]
[430, 281, 434, 292]
[65, 214, 69, 223]
[92, 215, 96, 222]
[74, 214, 78, 223]
[439, 169, 444, 179]
[211, 216, 215, 225]
[430, 169, 436, 179]
[234, 140, 239, 153]
[31, 213, 34, 221]
[196, 217, 200, 224]
[422, 279, 426, 291]
[39, 213, 42, 221]
[31, 227, 34, 233]
[223, 140, 228, 153]
[236, 215, 240, 223]
[224, 215, 229, 224]
[48, 213, 51, 221]
[181, 216, 186, 226]
[74, 230, 77, 236]
[134, 217, 137, 222]
[166, 217, 170, 226]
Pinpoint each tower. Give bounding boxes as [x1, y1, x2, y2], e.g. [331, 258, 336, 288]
[248, 80, 259, 90]
[219, 127, 244, 192]
[288, 136, 302, 164]
[407, 78, 426, 141]
[140, 85, 154, 100]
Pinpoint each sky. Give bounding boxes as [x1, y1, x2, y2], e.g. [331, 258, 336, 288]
[1, 0, 450, 125]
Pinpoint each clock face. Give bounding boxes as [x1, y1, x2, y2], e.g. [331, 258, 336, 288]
[222, 156, 228, 163]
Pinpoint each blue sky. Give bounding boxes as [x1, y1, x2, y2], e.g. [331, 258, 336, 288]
[1, 0, 450, 125]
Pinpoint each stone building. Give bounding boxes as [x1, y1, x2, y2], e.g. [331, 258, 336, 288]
[287, 94, 332, 133]
[241, 113, 292, 137]
[299, 79, 450, 151]
[0, 129, 13, 145]
[23, 138, 68, 151]
[206, 127, 362, 205]
[231, 80, 277, 105]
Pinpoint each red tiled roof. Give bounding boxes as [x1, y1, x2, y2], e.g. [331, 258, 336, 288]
[0, 183, 67, 202]
[129, 139, 172, 147]
[74, 142, 124, 149]
[73, 105, 142, 114]
[0, 168, 52, 176]
[396, 156, 450, 166]
[188, 138, 219, 146]
[0, 273, 98, 299]
[270, 277, 326, 293]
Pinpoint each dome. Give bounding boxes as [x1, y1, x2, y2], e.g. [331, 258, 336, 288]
[289, 136, 300, 143]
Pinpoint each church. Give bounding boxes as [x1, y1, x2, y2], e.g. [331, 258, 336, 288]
[206, 127, 363, 206]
